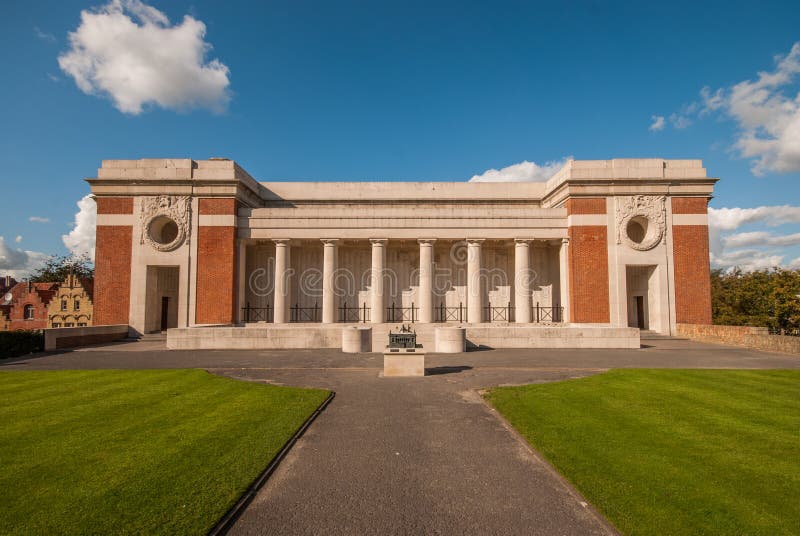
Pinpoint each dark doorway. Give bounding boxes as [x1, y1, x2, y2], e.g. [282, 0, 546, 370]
[635, 296, 645, 329]
[160, 297, 170, 331]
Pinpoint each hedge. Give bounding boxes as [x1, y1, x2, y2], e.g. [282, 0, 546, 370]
[0, 330, 44, 359]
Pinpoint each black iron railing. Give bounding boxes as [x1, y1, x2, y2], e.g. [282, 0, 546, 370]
[532, 303, 563, 323]
[339, 302, 370, 323]
[386, 302, 417, 323]
[434, 302, 466, 322]
[241, 303, 273, 323]
[484, 301, 513, 322]
[290, 302, 320, 322]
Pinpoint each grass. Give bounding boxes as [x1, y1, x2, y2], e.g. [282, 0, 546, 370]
[485, 369, 800, 536]
[0, 370, 329, 535]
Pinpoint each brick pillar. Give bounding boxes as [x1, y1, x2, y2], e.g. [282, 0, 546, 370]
[566, 198, 610, 323]
[94, 197, 133, 325]
[671, 197, 712, 324]
[195, 198, 238, 325]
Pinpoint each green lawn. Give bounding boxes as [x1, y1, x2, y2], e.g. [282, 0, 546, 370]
[485, 369, 800, 536]
[0, 370, 329, 535]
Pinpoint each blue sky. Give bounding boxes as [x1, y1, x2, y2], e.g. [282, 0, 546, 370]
[2, 0, 800, 276]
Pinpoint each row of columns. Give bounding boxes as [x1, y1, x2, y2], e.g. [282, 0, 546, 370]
[269, 238, 569, 324]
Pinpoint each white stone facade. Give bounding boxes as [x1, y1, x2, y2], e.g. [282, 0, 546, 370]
[87, 158, 717, 348]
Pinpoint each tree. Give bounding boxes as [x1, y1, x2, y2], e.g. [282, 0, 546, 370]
[711, 267, 800, 331]
[27, 254, 94, 283]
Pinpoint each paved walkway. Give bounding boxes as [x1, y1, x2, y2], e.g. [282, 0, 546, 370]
[3, 340, 798, 535]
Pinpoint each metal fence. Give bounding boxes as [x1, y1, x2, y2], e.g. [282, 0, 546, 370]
[532, 303, 563, 323]
[241, 303, 273, 323]
[434, 303, 466, 322]
[386, 302, 417, 323]
[339, 302, 370, 323]
[290, 303, 320, 323]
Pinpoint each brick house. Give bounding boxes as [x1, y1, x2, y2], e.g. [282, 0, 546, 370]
[47, 274, 94, 328]
[4, 282, 60, 331]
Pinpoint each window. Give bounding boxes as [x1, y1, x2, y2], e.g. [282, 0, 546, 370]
[24, 304, 34, 320]
[65, 323, 74, 327]
[74, 299, 80, 311]
[61, 300, 67, 311]
[77, 322, 87, 327]
[52, 322, 61, 328]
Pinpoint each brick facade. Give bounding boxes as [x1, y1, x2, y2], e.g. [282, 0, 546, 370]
[199, 198, 238, 215]
[566, 198, 610, 323]
[195, 226, 237, 324]
[94, 226, 132, 325]
[566, 198, 607, 215]
[568, 226, 611, 323]
[96, 197, 134, 214]
[672, 225, 712, 324]
[6, 282, 59, 330]
[195, 198, 238, 325]
[671, 197, 709, 215]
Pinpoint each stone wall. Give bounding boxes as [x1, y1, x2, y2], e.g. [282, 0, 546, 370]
[677, 324, 800, 355]
[44, 324, 129, 351]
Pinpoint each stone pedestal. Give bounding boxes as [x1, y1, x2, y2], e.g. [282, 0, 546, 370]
[342, 326, 372, 353]
[435, 326, 466, 353]
[383, 349, 425, 377]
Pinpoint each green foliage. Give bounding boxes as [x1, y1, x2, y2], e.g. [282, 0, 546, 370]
[27, 254, 93, 283]
[0, 330, 44, 359]
[486, 370, 800, 536]
[711, 267, 800, 331]
[0, 370, 330, 535]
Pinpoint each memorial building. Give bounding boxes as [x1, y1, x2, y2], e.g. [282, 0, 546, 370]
[87, 158, 716, 350]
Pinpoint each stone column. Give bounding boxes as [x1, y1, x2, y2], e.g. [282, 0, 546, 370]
[514, 239, 532, 323]
[559, 238, 570, 323]
[322, 239, 338, 323]
[418, 239, 436, 323]
[237, 239, 247, 323]
[466, 239, 484, 323]
[370, 239, 387, 324]
[273, 239, 291, 323]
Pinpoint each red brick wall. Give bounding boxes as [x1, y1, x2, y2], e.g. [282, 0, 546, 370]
[195, 226, 237, 324]
[96, 197, 133, 214]
[7, 285, 53, 330]
[94, 226, 132, 325]
[673, 225, 712, 324]
[672, 197, 709, 214]
[565, 198, 610, 323]
[199, 198, 238, 215]
[568, 226, 610, 323]
[566, 198, 607, 215]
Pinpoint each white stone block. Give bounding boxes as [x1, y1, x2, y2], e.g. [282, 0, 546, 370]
[383, 351, 425, 377]
[342, 326, 372, 353]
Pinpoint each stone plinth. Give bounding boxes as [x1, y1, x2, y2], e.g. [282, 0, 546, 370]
[383, 349, 425, 377]
[342, 326, 372, 353]
[435, 326, 466, 353]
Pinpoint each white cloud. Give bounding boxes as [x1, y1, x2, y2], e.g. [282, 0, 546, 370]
[0, 237, 48, 280]
[29, 216, 50, 223]
[663, 42, 800, 175]
[14, 236, 22, 244]
[469, 157, 572, 182]
[669, 113, 692, 129]
[62, 195, 97, 260]
[34, 26, 56, 43]
[649, 115, 665, 132]
[58, 0, 231, 115]
[722, 230, 800, 249]
[708, 205, 800, 271]
[708, 205, 800, 231]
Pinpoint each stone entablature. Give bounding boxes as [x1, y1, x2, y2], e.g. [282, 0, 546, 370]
[86, 158, 718, 338]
